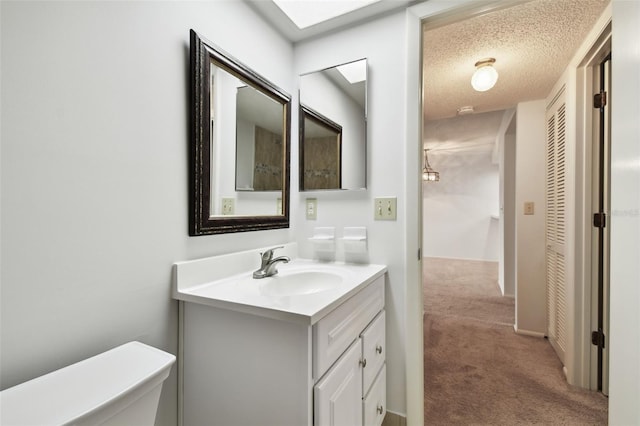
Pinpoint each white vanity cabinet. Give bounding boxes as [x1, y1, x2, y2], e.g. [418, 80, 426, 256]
[178, 262, 386, 426]
[314, 310, 386, 426]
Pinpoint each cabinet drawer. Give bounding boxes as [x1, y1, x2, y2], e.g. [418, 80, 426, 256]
[361, 310, 385, 393]
[313, 276, 384, 380]
[363, 364, 386, 426]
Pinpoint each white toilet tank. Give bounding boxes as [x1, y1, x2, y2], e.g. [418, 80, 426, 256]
[0, 341, 176, 426]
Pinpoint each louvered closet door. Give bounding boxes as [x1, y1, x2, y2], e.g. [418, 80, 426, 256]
[545, 89, 567, 363]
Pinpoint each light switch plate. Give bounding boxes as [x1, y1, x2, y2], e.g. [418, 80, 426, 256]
[221, 198, 235, 215]
[524, 201, 535, 215]
[374, 197, 397, 220]
[306, 198, 317, 220]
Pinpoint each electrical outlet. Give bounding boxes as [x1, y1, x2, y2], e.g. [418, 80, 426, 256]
[277, 198, 283, 215]
[221, 198, 235, 215]
[524, 201, 535, 215]
[374, 197, 397, 220]
[306, 198, 317, 220]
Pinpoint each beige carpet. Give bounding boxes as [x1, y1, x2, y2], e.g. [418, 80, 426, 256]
[423, 257, 514, 325]
[423, 257, 608, 425]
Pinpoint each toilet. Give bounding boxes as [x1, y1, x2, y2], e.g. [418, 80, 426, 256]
[0, 341, 175, 425]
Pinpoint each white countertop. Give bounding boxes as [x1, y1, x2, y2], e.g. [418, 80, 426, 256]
[173, 246, 386, 325]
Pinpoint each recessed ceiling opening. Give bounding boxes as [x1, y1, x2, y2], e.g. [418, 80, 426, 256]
[273, 0, 381, 29]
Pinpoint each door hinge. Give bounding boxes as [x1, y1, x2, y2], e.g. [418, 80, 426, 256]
[593, 212, 607, 228]
[594, 91, 607, 109]
[591, 330, 606, 348]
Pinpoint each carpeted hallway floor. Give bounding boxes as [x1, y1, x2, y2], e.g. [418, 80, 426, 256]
[423, 257, 608, 425]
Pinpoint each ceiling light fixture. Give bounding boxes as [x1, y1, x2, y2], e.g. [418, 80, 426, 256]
[471, 58, 498, 92]
[422, 149, 439, 182]
[457, 105, 475, 115]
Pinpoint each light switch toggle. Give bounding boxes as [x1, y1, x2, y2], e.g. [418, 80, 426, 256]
[374, 197, 397, 220]
[306, 198, 317, 220]
[222, 198, 235, 215]
[524, 201, 535, 215]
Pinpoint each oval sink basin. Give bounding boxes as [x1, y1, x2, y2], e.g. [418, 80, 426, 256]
[260, 270, 343, 297]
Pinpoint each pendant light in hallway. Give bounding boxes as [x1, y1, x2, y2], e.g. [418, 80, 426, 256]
[422, 149, 439, 182]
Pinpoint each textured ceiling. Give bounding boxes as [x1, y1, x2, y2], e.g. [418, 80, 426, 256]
[423, 0, 609, 121]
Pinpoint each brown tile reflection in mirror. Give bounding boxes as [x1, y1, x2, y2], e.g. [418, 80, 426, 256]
[304, 135, 340, 190]
[253, 126, 283, 191]
[300, 105, 343, 190]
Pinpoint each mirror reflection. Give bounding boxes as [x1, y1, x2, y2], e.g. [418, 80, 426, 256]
[235, 86, 284, 193]
[299, 106, 342, 190]
[189, 30, 290, 236]
[299, 58, 367, 191]
[211, 63, 285, 216]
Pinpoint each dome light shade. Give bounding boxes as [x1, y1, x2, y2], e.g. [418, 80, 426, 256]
[471, 58, 498, 92]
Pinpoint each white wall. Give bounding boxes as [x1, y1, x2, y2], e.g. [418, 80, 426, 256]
[0, 2, 294, 425]
[514, 100, 547, 335]
[500, 116, 517, 297]
[422, 148, 499, 262]
[609, 1, 640, 423]
[293, 12, 411, 417]
[235, 118, 255, 191]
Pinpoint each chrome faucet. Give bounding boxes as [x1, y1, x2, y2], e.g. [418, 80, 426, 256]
[253, 246, 290, 279]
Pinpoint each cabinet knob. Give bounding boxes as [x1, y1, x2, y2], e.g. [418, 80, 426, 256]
[377, 405, 384, 415]
[359, 358, 367, 368]
[376, 345, 383, 354]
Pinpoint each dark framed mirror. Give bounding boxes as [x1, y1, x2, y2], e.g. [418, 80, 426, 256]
[299, 105, 342, 190]
[299, 58, 367, 191]
[189, 30, 291, 235]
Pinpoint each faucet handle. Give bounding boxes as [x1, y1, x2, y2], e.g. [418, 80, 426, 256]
[260, 246, 284, 262]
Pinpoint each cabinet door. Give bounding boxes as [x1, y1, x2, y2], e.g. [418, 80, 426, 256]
[361, 310, 385, 393]
[363, 364, 386, 426]
[314, 339, 363, 426]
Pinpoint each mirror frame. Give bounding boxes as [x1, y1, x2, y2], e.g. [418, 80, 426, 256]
[299, 104, 343, 190]
[189, 30, 291, 235]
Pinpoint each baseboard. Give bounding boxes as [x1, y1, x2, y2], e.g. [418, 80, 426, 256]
[382, 410, 407, 426]
[513, 324, 546, 338]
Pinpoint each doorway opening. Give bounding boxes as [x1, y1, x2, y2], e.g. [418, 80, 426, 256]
[419, 1, 612, 422]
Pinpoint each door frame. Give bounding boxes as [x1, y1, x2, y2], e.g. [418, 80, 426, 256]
[591, 52, 611, 394]
[574, 22, 611, 390]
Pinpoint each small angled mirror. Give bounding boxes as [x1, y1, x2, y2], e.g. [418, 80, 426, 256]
[299, 58, 367, 191]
